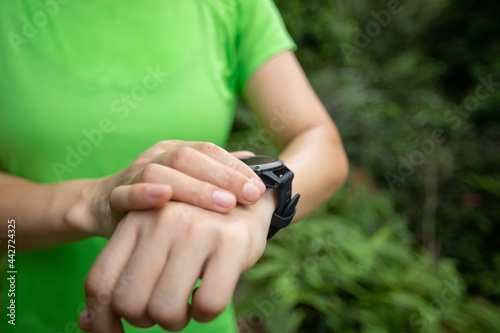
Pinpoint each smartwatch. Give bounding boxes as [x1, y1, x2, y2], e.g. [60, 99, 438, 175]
[239, 155, 300, 240]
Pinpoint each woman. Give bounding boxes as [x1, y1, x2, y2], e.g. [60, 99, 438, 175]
[0, 0, 348, 332]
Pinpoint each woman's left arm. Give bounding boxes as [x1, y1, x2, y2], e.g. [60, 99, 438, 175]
[243, 50, 349, 221]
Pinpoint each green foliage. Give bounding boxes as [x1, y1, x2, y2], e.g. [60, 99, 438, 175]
[231, 0, 500, 331]
[235, 190, 500, 332]
[272, 0, 500, 301]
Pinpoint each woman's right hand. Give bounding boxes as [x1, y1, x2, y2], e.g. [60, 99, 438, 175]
[69, 140, 266, 238]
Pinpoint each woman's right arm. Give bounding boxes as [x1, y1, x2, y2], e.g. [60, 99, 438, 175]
[0, 173, 119, 250]
[0, 141, 266, 251]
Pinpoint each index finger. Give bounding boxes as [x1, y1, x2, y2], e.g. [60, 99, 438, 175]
[230, 150, 255, 159]
[188, 142, 261, 182]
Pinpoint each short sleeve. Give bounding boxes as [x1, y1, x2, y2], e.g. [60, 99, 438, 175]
[236, 0, 297, 94]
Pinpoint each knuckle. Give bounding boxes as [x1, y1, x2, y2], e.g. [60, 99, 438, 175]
[171, 147, 195, 169]
[197, 219, 222, 238]
[191, 184, 214, 207]
[194, 296, 227, 322]
[195, 142, 218, 155]
[84, 275, 114, 309]
[84, 275, 100, 298]
[181, 218, 200, 239]
[152, 140, 181, 151]
[140, 163, 162, 182]
[224, 226, 248, 248]
[147, 300, 184, 331]
[218, 169, 243, 190]
[150, 141, 167, 152]
[112, 291, 145, 320]
[180, 218, 221, 246]
[219, 223, 251, 256]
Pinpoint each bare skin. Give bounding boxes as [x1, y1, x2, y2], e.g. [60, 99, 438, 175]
[0, 142, 265, 249]
[0, 50, 348, 332]
[78, 50, 349, 332]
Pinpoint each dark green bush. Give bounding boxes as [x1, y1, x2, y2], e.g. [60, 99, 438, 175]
[230, 0, 500, 331]
[235, 189, 500, 333]
[273, 0, 500, 301]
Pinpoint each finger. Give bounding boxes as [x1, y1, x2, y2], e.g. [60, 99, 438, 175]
[148, 232, 211, 332]
[145, 141, 260, 184]
[230, 150, 255, 158]
[154, 148, 265, 204]
[82, 219, 139, 333]
[109, 183, 173, 213]
[191, 249, 242, 323]
[78, 308, 91, 332]
[135, 163, 239, 212]
[144, 141, 266, 196]
[188, 143, 265, 190]
[111, 211, 174, 328]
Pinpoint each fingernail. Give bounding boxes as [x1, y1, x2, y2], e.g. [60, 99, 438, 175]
[146, 185, 169, 198]
[213, 190, 236, 208]
[243, 182, 261, 202]
[251, 177, 266, 195]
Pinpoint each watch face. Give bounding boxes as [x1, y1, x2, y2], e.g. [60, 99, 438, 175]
[239, 156, 278, 165]
[239, 155, 283, 172]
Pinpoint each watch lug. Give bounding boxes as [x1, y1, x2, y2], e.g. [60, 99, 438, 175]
[262, 171, 282, 189]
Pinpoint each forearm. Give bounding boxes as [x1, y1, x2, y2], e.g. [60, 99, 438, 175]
[0, 172, 97, 250]
[279, 124, 348, 222]
[242, 51, 349, 222]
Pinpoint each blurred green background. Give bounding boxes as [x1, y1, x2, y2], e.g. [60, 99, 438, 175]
[228, 0, 500, 332]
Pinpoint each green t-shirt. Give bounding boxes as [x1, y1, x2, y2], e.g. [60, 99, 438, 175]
[0, 0, 295, 332]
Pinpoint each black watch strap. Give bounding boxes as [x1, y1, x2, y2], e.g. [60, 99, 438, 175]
[267, 193, 300, 240]
[266, 167, 300, 240]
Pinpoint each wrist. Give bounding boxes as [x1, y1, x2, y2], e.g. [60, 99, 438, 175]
[63, 178, 109, 237]
[249, 190, 278, 238]
[260, 189, 278, 215]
